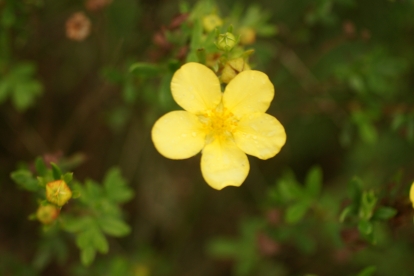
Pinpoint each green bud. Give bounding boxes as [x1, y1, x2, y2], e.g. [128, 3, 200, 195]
[220, 58, 250, 83]
[216, 32, 237, 52]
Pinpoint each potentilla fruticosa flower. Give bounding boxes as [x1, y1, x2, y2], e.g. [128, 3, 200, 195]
[151, 62, 286, 190]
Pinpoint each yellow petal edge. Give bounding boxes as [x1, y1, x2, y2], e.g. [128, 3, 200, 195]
[233, 112, 286, 160]
[201, 139, 250, 190]
[152, 110, 206, 160]
[223, 70, 274, 117]
[171, 62, 222, 114]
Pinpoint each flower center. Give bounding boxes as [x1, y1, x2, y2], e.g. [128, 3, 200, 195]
[199, 103, 239, 143]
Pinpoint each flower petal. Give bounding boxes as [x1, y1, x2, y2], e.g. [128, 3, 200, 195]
[223, 70, 274, 117]
[152, 111, 206, 159]
[201, 138, 249, 190]
[171, 62, 222, 114]
[233, 112, 286, 160]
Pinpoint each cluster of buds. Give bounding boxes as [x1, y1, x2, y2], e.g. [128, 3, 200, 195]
[36, 180, 72, 225]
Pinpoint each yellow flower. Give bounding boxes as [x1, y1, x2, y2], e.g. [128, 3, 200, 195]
[410, 181, 414, 208]
[151, 63, 286, 190]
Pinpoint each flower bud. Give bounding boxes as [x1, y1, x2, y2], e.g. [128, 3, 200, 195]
[216, 32, 236, 52]
[220, 58, 250, 83]
[66, 12, 91, 41]
[36, 204, 60, 224]
[202, 14, 223, 33]
[239, 27, 256, 45]
[410, 182, 414, 208]
[46, 180, 72, 206]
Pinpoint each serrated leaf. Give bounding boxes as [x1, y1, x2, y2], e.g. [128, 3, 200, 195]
[98, 216, 131, 237]
[61, 216, 92, 233]
[50, 163, 62, 180]
[76, 230, 93, 250]
[371, 206, 397, 220]
[285, 201, 310, 224]
[85, 180, 103, 202]
[305, 166, 322, 197]
[103, 168, 133, 203]
[92, 229, 109, 254]
[10, 170, 39, 191]
[80, 247, 96, 266]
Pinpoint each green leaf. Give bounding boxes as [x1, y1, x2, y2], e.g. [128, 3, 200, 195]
[103, 168, 133, 203]
[100, 66, 124, 84]
[206, 238, 238, 258]
[305, 166, 322, 197]
[12, 62, 36, 77]
[62, 173, 73, 184]
[10, 170, 39, 191]
[122, 80, 138, 104]
[129, 62, 161, 77]
[348, 177, 363, 203]
[80, 247, 96, 266]
[85, 180, 103, 202]
[356, 265, 377, 276]
[61, 216, 92, 233]
[76, 230, 93, 250]
[371, 206, 397, 220]
[98, 216, 131, 237]
[285, 201, 310, 224]
[36, 176, 49, 187]
[92, 229, 109, 254]
[358, 220, 373, 236]
[50, 163, 62, 180]
[34, 157, 47, 176]
[359, 191, 377, 220]
[339, 205, 355, 222]
[11, 81, 42, 111]
[277, 174, 303, 202]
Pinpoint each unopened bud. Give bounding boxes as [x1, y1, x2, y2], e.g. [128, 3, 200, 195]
[202, 14, 223, 33]
[221, 58, 250, 83]
[46, 180, 72, 206]
[239, 27, 256, 45]
[216, 32, 236, 52]
[36, 204, 60, 224]
[410, 182, 414, 208]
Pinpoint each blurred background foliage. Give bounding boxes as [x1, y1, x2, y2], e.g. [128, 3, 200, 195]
[1, 0, 414, 275]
